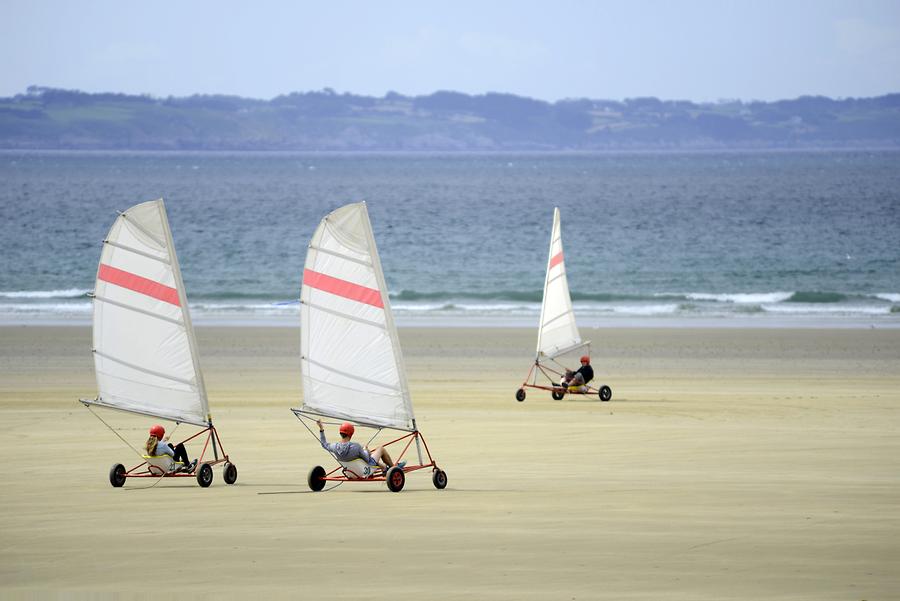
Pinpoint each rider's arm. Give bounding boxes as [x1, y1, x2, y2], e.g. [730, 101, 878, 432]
[318, 429, 334, 453]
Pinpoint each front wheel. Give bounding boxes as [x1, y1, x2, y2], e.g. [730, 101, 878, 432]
[551, 389, 565, 401]
[599, 385, 612, 402]
[196, 463, 213, 487]
[432, 469, 448, 490]
[109, 463, 126, 488]
[308, 465, 326, 492]
[386, 466, 405, 492]
[223, 462, 238, 484]
[515, 388, 526, 402]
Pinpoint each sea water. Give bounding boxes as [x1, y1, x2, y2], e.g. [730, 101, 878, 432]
[1, 150, 898, 327]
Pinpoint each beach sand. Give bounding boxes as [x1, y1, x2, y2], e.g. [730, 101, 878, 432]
[1, 325, 898, 599]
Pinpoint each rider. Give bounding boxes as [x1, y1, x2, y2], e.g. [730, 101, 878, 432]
[145, 424, 197, 473]
[316, 420, 404, 473]
[560, 355, 594, 392]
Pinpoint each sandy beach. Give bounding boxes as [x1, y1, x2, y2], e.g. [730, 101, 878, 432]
[1, 324, 898, 599]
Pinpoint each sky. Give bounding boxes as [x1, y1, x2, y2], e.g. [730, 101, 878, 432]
[2, 0, 899, 103]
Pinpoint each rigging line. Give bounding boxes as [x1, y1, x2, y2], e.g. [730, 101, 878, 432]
[292, 412, 345, 492]
[86, 404, 145, 461]
[103, 240, 170, 265]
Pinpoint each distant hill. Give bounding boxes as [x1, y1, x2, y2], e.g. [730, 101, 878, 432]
[1, 86, 899, 151]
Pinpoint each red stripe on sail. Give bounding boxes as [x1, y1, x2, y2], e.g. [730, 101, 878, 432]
[304, 269, 384, 308]
[98, 264, 181, 306]
[549, 252, 564, 269]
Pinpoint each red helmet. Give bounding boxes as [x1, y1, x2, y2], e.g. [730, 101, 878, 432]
[149, 424, 165, 438]
[580, 355, 590, 363]
[339, 422, 355, 438]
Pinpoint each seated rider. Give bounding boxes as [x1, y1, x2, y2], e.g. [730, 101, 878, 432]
[560, 355, 594, 392]
[145, 424, 197, 473]
[316, 420, 404, 473]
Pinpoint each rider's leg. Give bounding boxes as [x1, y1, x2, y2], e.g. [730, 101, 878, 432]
[370, 446, 394, 469]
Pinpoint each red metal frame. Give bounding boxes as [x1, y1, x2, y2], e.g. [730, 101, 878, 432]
[318, 429, 440, 484]
[123, 424, 231, 479]
[520, 359, 603, 398]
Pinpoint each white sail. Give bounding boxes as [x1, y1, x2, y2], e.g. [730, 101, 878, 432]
[86, 199, 209, 426]
[299, 202, 415, 431]
[536, 207, 583, 360]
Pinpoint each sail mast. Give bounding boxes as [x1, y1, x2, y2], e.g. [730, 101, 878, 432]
[156, 200, 210, 423]
[535, 207, 560, 357]
[360, 202, 415, 425]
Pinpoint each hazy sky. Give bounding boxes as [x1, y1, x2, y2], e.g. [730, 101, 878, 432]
[2, 0, 899, 102]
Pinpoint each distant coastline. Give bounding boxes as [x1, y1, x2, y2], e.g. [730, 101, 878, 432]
[2, 87, 898, 151]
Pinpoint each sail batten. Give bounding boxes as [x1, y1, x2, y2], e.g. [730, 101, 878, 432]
[303, 300, 387, 329]
[93, 350, 196, 386]
[308, 244, 373, 267]
[103, 240, 172, 264]
[92, 294, 184, 326]
[300, 202, 415, 431]
[535, 208, 582, 359]
[91, 199, 209, 425]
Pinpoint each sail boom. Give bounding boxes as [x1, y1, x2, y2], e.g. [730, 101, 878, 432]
[80, 397, 209, 427]
[291, 407, 415, 433]
[539, 340, 592, 362]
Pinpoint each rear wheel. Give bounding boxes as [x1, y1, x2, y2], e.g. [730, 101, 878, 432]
[599, 385, 612, 402]
[551, 389, 565, 400]
[109, 463, 126, 488]
[515, 388, 526, 402]
[386, 466, 405, 492]
[223, 462, 238, 484]
[196, 463, 213, 487]
[432, 469, 448, 490]
[308, 465, 326, 492]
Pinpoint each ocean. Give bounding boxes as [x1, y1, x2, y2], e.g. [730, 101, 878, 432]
[1, 150, 899, 327]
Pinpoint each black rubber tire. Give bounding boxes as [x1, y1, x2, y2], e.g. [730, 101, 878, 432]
[196, 463, 213, 487]
[515, 388, 526, 402]
[223, 462, 238, 485]
[599, 385, 612, 402]
[386, 466, 405, 492]
[551, 389, 565, 401]
[432, 469, 448, 490]
[109, 463, 126, 488]
[308, 465, 326, 492]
